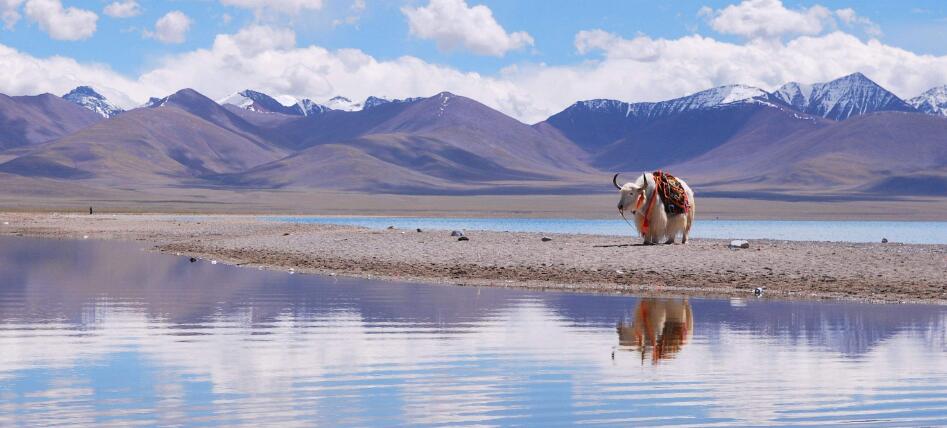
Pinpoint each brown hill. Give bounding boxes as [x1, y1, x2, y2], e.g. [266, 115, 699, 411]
[0, 90, 287, 184]
[677, 112, 947, 194]
[0, 93, 102, 151]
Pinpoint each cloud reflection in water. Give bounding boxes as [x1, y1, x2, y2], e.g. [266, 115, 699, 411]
[1, 237, 946, 426]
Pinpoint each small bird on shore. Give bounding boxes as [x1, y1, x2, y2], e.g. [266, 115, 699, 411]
[754, 287, 764, 297]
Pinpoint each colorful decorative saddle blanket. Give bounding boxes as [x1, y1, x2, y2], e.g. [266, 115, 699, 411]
[653, 171, 689, 215]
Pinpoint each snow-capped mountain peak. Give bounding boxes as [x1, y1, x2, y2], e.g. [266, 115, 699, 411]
[218, 89, 296, 115]
[363, 96, 391, 109]
[363, 95, 424, 110]
[293, 99, 330, 116]
[773, 72, 915, 120]
[62, 86, 124, 118]
[908, 86, 947, 117]
[325, 96, 362, 111]
[218, 89, 330, 117]
[773, 82, 815, 110]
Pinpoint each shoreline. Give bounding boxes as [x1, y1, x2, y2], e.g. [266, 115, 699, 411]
[2, 212, 946, 305]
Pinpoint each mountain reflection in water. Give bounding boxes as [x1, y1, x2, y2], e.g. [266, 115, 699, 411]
[617, 298, 693, 364]
[1, 236, 947, 426]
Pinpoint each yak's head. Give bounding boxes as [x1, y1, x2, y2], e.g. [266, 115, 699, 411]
[613, 173, 649, 215]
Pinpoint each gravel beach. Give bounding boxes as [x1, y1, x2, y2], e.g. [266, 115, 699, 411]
[2, 212, 945, 304]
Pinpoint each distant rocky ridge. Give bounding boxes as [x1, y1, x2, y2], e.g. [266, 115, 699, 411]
[0, 72, 944, 198]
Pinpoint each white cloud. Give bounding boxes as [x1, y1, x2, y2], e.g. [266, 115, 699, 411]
[145, 10, 191, 44]
[1, 0, 23, 29]
[332, 0, 365, 28]
[835, 8, 882, 37]
[103, 0, 141, 18]
[402, 0, 533, 57]
[220, 0, 323, 17]
[23, 0, 97, 41]
[701, 0, 833, 40]
[5, 13, 947, 124]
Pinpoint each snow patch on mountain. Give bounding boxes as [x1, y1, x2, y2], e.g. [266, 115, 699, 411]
[908, 86, 947, 117]
[62, 86, 124, 118]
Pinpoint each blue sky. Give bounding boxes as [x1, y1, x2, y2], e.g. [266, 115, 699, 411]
[3, 0, 947, 122]
[7, 0, 947, 75]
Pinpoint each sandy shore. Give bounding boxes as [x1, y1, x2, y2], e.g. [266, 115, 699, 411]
[2, 212, 946, 304]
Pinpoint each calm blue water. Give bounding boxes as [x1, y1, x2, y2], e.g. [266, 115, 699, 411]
[2, 236, 947, 426]
[267, 216, 947, 244]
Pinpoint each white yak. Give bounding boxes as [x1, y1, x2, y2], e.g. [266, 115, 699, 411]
[613, 172, 695, 244]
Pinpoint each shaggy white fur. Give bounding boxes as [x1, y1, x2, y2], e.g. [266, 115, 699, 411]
[616, 172, 696, 245]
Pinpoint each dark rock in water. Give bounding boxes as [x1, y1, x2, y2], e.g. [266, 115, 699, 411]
[387, 225, 396, 230]
[416, 228, 422, 233]
[189, 257, 197, 263]
[881, 237, 889, 243]
[541, 237, 552, 242]
[754, 287, 764, 297]
[450, 230, 464, 237]
[458, 236, 469, 241]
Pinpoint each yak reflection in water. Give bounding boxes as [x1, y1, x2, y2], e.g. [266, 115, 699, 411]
[617, 298, 694, 364]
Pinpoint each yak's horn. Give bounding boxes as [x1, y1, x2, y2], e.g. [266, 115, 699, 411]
[612, 173, 622, 190]
[641, 173, 648, 189]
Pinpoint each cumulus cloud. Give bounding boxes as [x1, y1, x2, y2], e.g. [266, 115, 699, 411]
[7, 16, 947, 124]
[103, 0, 141, 18]
[220, 0, 323, 17]
[333, 0, 365, 27]
[700, 0, 833, 39]
[835, 8, 882, 37]
[23, 0, 97, 41]
[402, 0, 533, 57]
[1, 0, 23, 29]
[145, 10, 191, 44]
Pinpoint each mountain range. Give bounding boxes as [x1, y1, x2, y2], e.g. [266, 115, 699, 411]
[0, 72, 944, 198]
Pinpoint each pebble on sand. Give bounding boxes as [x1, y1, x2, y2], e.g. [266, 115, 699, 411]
[387, 226, 396, 230]
[882, 237, 889, 243]
[729, 240, 750, 249]
[458, 236, 470, 241]
[541, 237, 552, 242]
[417, 228, 423, 233]
[451, 230, 464, 237]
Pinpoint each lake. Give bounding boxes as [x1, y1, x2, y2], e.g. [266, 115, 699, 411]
[2, 236, 947, 426]
[267, 216, 947, 244]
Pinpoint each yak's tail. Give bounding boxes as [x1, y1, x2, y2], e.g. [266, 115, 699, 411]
[684, 192, 695, 241]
